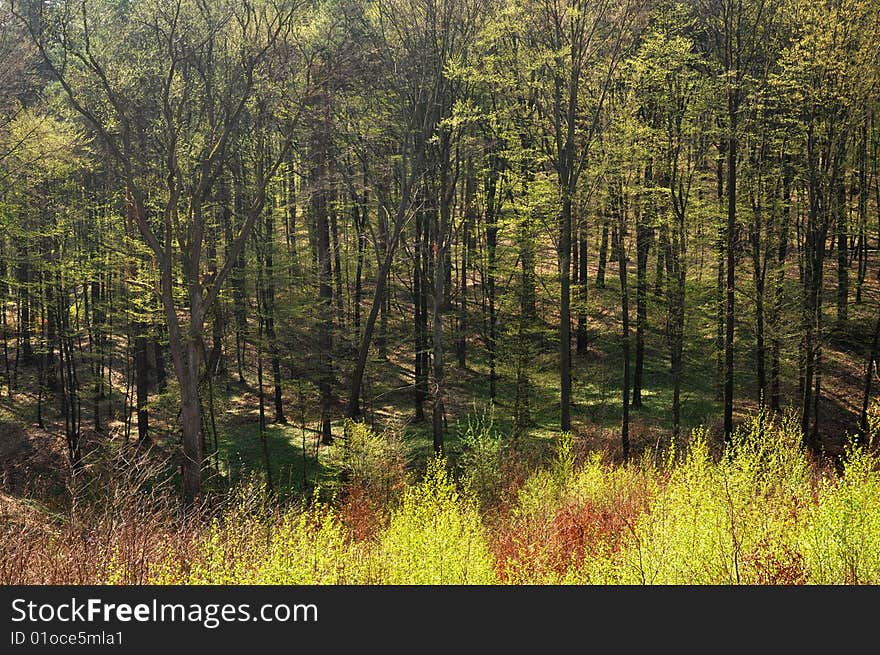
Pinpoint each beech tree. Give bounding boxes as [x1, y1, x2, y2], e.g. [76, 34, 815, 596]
[13, 0, 302, 501]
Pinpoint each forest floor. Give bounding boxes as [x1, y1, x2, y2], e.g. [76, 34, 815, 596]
[0, 250, 878, 507]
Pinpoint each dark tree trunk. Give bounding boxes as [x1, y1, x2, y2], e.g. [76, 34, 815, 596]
[345, 183, 413, 419]
[560, 195, 572, 432]
[654, 220, 666, 298]
[457, 163, 474, 369]
[312, 84, 334, 445]
[633, 174, 651, 408]
[432, 132, 454, 453]
[576, 220, 588, 354]
[353, 184, 367, 341]
[723, 123, 737, 442]
[230, 162, 249, 385]
[515, 203, 536, 436]
[801, 126, 832, 453]
[596, 211, 609, 289]
[770, 160, 791, 413]
[377, 186, 389, 361]
[413, 182, 428, 422]
[836, 174, 848, 325]
[486, 153, 501, 404]
[614, 180, 631, 461]
[265, 207, 285, 424]
[286, 152, 300, 281]
[330, 194, 345, 330]
[135, 333, 150, 444]
[750, 194, 767, 407]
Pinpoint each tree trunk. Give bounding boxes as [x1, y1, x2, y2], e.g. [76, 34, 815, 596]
[457, 163, 474, 369]
[263, 192, 285, 424]
[596, 211, 609, 289]
[330, 193, 345, 330]
[312, 85, 334, 445]
[750, 196, 767, 406]
[486, 154, 500, 404]
[346, 152, 425, 419]
[559, 191, 572, 432]
[432, 132, 454, 453]
[723, 121, 737, 442]
[413, 182, 428, 421]
[230, 162, 249, 385]
[770, 161, 791, 413]
[576, 219, 589, 354]
[633, 175, 650, 408]
[353, 186, 367, 341]
[836, 173, 848, 325]
[654, 220, 666, 298]
[135, 333, 150, 444]
[615, 180, 631, 461]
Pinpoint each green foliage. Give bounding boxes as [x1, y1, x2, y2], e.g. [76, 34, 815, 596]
[458, 408, 504, 508]
[322, 420, 409, 504]
[19, 413, 880, 586]
[802, 441, 880, 584]
[152, 480, 369, 585]
[376, 457, 495, 584]
[615, 414, 811, 584]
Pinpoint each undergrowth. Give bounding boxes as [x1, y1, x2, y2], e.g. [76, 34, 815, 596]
[3, 405, 880, 585]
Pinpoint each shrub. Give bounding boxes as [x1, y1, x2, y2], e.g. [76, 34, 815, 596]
[801, 440, 880, 584]
[377, 457, 496, 584]
[322, 420, 408, 507]
[495, 449, 655, 584]
[158, 482, 370, 585]
[617, 413, 811, 584]
[458, 408, 504, 509]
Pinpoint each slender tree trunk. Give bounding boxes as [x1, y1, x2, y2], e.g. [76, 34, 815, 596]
[614, 180, 631, 461]
[377, 187, 389, 361]
[669, 213, 685, 439]
[432, 135, 453, 453]
[0, 239, 9, 396]
[413, 182, 428, 421]
[263, 187, 285, 424]
[802, 126, 830, 453]
[206, 192, 227, 379]
[135, 334, 149, 444]
[654, 220, 666, 298]
[312, 84, 334, 445]
[855, 123, 868, 305]
[230, 162, 249, 385]
[286, 152, 300, 281]
[559, 190, 572, 432]
[515, 201, 536, 436]
[345, 153, 424, 419]
[486, 154, 500, 404]
[836, 173, 848, 325]
[596, 211, 609, 289]
[330, 193, 345, 330]
[723, 119, 737, 442]
[751, 197, 767, 406]
[346, 196, 407, 418]
[457, 163, 474, 369]
[353, 186, 367, 341]
[770, 161, 791, 413]
[576, 219, 589, 354]
[633, 172, 650, 408]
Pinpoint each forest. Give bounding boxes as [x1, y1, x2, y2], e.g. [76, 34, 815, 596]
[1, 0, 880, 585]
